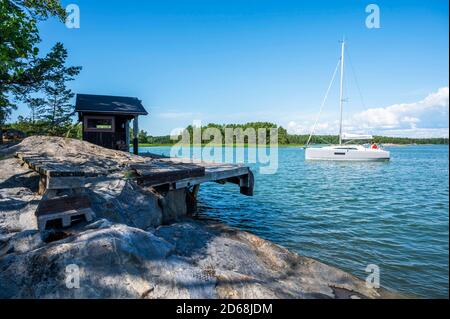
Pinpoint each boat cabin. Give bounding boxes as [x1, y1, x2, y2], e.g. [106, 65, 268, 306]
[75, 94, 148, 154]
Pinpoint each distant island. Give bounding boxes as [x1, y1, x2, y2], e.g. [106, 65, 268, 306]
[4, 120, 448, 146]
[135, 122, 449, 146]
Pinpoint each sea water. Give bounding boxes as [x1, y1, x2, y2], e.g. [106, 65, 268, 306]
[139, 145, 449, 298]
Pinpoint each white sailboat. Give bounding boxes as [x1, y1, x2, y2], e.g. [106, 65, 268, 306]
[305, 39, 390, 161]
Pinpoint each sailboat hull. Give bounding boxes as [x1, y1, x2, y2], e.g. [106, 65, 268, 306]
[305, 146, 390, 161]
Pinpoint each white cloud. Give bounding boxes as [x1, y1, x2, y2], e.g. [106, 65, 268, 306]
[287, 121, 333, 135]
[157, 112, 197, 119]
[286, 87, 449, 138]
[352, 87, 449, 133]
[380, 128, 449, 138]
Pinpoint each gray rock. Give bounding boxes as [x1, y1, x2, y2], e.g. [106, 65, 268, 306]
[0, 158, 40, 235]
[88, 179, 163, 229]
[0, 224, 175, 298]
[154, 220, 401, 299]
[0, 230, 44, 256]
[0, 218, 401, 299]
[159, 188, 188, 224]
[84, 218, 113, 230]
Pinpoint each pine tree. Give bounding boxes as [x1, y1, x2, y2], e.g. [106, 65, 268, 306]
[25, 97, 45, 123]
[0, 0, 66, 143]
[40, 43, 81, 135]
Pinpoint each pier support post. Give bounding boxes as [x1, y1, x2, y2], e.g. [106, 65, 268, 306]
[239, 170, 254, 196]
[125, 119, 130, 151]
[38, 175, 47, 195]
[133, 116, 139, 155]
[186, 185, 200, 214]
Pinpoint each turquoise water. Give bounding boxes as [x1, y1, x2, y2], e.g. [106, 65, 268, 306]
[139, 145, 449, 298]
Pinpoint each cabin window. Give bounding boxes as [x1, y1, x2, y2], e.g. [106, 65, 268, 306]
[84, 116, 115, 132]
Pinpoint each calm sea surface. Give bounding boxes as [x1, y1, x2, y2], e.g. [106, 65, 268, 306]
[139, 145, 449, 298]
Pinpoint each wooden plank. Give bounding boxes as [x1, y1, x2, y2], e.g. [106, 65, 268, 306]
[140, 153, 254, 195]
[17, 153, 71, 176]
[131, 161, 205, 176]
[46, 176, 92, 190]
[16, 152, 104, 177]
[36, 195, 91, 216]
[37, 208, 95, 231]
[175, 165, 250, 188]
[130, 161, 205, 186]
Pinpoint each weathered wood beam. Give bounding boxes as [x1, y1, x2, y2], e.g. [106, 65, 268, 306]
[37, 208, 95, 231]
[46, 176, 96, 190]
[130, 162, 205, 187]
[125, 119, 130, 149]
[239, 170, 254, 196]
[36, 194, 91, 215]
[186, 184, 200, 214]
[35, 193, 95, 231]
[133, 116, 139, 155]
[174, 166, 250, 189]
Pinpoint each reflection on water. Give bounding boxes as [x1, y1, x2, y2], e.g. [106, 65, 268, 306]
[140, 145, 449, 298]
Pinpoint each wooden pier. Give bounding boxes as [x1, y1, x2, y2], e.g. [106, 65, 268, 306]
[138, 153, 254, 196]
[16, 151, 254, 230]
[16, 152, 254, 195]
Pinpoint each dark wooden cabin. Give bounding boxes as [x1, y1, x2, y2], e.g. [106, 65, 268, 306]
[75, 94, 148, 154]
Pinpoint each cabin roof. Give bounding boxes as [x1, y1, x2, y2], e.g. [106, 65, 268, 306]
[75, 94, 148, 116]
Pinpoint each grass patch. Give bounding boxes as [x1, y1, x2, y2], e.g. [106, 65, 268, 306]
[123, 170, 137, 180]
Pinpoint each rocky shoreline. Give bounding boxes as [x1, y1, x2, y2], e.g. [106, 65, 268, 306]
[0, 137, 401, 299]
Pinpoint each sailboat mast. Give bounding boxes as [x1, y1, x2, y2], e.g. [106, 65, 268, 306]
[338, 38, 345, 145]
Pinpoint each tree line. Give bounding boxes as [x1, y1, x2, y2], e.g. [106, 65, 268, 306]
[136, 122, 449, 146]
[136, 122, 288, 145]
[1, 0, 81, 142]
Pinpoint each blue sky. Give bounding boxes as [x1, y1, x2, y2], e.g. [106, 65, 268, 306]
[14, 0, 449, 137]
